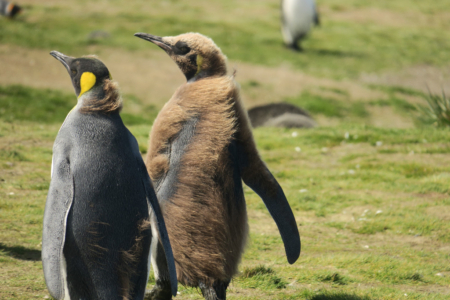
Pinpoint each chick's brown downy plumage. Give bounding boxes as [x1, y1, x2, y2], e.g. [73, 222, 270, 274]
[135, 32, 300, 300]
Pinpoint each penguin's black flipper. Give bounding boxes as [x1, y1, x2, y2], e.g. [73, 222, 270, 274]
[139, 166, 178, 296]
[42, 153, 73, 300]
[239, 147, 301, 264]
[127, 131, 178, 297]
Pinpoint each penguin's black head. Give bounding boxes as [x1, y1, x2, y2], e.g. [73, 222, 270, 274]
[50, 51, 111, 97]
[134, 32, 227, 81]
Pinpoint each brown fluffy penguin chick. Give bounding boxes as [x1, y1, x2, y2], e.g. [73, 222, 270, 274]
[135, 32, 300, 300]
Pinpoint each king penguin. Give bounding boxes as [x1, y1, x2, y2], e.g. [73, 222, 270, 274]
[0, 0, 21, 18]
[134, 32, 301, 300]
[281, 0, 320, 51]
[42, 51, 177, 300]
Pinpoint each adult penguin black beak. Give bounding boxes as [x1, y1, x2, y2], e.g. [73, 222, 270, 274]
[50, 51, 74, 74]
[134, 33, 172, 52]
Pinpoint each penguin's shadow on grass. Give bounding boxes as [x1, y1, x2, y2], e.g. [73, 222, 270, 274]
[310, 293, 371, 300]
[306, 48, 365, 59]
[0, 243, 41, 261]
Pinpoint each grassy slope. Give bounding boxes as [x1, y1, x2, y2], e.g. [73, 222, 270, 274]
[1, 0, 450, 299]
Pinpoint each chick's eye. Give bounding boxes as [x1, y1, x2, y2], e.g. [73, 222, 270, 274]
[174, 41, 190, 55]
[71, 69, 77, 75]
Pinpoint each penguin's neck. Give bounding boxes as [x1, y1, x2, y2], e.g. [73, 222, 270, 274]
[188, 65, 227, 83]
[77, 81, 123, 114]
[187, 54, 228, 83]
[77, 85, 105, 108]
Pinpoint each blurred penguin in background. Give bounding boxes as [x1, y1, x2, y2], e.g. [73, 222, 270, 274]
[0, 0, 21, 18]
[281, 0, 320, 51]
[247, 102, 316, 128]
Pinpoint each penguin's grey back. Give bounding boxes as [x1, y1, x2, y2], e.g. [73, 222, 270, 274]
[52, 110, 151, 300]
[60, 111, 142, 201]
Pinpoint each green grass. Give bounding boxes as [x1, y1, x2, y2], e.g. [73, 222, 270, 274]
[2, 118, 450, 299]
[286, 91, 369, 119]
[237, 266, 287, 290]
[0, 85, 74, 123]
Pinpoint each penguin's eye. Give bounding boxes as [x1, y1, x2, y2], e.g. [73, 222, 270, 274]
[179, 47, 189, 54]
[71, 69, 77, 75]
[174, 41, 191, 55]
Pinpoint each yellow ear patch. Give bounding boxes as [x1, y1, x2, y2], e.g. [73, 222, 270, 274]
[195, 55, 203, 76]
[79, 72, 96, 97]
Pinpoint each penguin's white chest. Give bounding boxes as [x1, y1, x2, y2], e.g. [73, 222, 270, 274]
[282, 0, 316, 36]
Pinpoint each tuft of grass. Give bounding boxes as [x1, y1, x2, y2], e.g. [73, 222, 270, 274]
[316, 273, 349, 285]
[400, 272, 424, 282]
[242, 265, 275, 278]
[417, 90, 450, 127]
[308, 291, 372, 300]
[238, 265, 287, 290]
[352, 222, 390, 235]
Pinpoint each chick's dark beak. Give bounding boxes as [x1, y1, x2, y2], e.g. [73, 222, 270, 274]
[50, 51, 74, 74]
[134, 33, 172, 52]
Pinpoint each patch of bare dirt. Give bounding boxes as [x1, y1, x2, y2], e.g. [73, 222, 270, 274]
[322, 4, 450, 29]
[0, 45, 386, 106]
[323, 6, 430, 28]
[234, 61, 390, 106]
[427, 206, 450, 221]
[3, 44, 384, 105]
[18, 0, 64, 5]
[360, 64, 450, 95]
[369, 106, 415, 128]
[0, 44, 186, 108]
